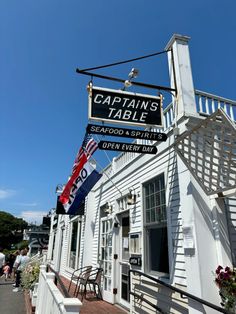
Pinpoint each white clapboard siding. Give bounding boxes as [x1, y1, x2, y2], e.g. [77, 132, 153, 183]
[225, 197, 236, 266]
[131, 274, 188, 314]
[79, 138, 187, 298]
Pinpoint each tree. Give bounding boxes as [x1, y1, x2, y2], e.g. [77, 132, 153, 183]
[0, 211, 28, 249]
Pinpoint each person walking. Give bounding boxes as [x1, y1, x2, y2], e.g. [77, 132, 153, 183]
[11, 250, 20, 279]
[0, 247, 5, 276]
[2, 262, 10, 281]
[12, 249, 30, 292]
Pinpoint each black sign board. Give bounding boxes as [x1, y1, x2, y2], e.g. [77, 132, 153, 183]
[98, 140, 157, 154]
[89, 86, 163, 127]
[129, 256, 142, 267]
[87, 124, 167, 141]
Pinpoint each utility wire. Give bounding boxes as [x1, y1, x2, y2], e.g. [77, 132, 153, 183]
[79, 50, 169, 72]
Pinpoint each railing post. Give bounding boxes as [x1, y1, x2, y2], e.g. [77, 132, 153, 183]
[36, 265, 47, 314]
[43, 272, 55, 314]
[62, 299, 82, 314]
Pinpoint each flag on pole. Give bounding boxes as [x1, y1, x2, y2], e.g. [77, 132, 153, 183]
[57, 160, 102, 215]
[72, 134, 98, 173]
[59, 133, 98, 206]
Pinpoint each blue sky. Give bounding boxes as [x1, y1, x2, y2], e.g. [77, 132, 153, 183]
[0, 0, 235, 224]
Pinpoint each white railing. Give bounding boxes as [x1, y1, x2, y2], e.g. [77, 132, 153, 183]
[195, 89, 236, 121]
[35, 265, 82, 314]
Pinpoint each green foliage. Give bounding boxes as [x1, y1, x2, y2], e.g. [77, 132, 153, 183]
[21, 261, 41, 290]
[215, 265, 236, 311]
[16, 240, 29, 250]
[0, 211, 28, 249]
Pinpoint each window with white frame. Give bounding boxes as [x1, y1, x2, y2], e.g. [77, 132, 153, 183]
[117, 196, 128, 212]
[143, 173, 169, 275]
[68, 218, 81, 269]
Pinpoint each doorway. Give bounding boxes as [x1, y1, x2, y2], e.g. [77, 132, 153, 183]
[119, 215, 130, 308]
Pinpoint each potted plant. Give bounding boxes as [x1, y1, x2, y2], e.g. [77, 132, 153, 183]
[215, 265, 236, 312]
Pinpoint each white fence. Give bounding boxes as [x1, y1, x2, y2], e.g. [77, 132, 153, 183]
[195, 89, 236, 121]
[35, 265, 82, 314]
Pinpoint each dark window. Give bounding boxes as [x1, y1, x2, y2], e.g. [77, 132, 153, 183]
[143, 173, 169, 275]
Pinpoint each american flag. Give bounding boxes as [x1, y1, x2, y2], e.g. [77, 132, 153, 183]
[72, 134, 98, 173]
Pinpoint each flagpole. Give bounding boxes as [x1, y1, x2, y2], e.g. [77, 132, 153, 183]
[88, 154, 123, 196]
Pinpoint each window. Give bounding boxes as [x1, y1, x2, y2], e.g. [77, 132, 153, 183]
[68, 219, 81, 269]
[100, 218, 113, 292]
[117, 196, 128, 212]
[143, 173, 169, 275]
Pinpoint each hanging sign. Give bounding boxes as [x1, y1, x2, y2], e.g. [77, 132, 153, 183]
[88, 86, 163, 127]
[87, 124, 167, 141]
[98, 140, 157, 154]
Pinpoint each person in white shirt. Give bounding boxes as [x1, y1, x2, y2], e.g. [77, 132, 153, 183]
[0, 247, 6, 276]
[12, 249, 30, 292]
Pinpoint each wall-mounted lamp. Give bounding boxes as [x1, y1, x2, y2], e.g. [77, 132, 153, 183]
[103, 202, 113, 214]
[122, 68, 139, 91]
[55, 184, 64, 195]
[127, 188, 137, 205]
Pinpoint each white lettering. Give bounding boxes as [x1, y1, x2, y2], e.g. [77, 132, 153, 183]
[122, 110, 132, 120]
[102, 96, 111, 105]
[113, 109, 122, 119]
[111, 96, 122, 106]
[127, 99, 136, 109]
[140, 112, 148, 122]
[150, 102, 159, 111]
[94, 94, 103, 104]
[108, 107, 116, 117]
[140, 100, 149, 110]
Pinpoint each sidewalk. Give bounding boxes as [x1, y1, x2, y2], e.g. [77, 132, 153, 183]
[0, 279, 26, 314]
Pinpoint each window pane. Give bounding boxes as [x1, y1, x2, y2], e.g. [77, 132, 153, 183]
[155, 192, 161, 206]
[150, 208, 156, 222]
[150, 182, 155, 195]
[149, 227, 169, 273]
[69, 221, 78, 268]
[145, 196, 150, 209]
[150, 194, 155, 208]
[146, 210, 150, 223]
[144, 185, 149, 197]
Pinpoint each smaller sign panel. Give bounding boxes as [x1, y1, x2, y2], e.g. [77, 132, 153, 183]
[129, 256, 142, 267]
[89, 86, 163, 127]
[98, 140, 157, 154]
[87, 124, 167, 141]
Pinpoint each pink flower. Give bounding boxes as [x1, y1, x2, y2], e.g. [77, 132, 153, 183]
[216, 265, 223, 274]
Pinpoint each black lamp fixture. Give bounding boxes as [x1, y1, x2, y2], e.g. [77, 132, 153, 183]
[103, 202, 113, 214]
[127, 188, 137, 205]
[55, 184, 64, 195]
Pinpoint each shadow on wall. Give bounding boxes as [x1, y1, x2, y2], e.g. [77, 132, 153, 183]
[132, 275, 189, 314]
[188, 181, 232, 263]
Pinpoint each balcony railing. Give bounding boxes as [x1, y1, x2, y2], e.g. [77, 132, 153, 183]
[195, 89, 236, 121]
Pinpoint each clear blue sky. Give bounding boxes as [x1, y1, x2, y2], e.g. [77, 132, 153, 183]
[0, 0, 235, 224]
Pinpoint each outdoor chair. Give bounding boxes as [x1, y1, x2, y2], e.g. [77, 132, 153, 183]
[68, 265, 92, 296]
[76, 267, 103, 301]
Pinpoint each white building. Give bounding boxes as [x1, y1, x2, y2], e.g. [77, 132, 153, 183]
[47, 34, 236, 313]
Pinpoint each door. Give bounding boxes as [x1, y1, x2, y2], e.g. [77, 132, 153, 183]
[119, 215, 130, 308]
[100, 218, 113, 303]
